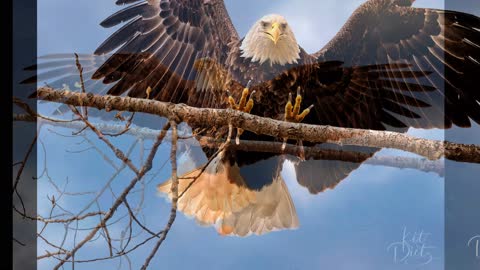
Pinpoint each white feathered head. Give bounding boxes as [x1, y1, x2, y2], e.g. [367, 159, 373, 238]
[240, 14, 301, 66]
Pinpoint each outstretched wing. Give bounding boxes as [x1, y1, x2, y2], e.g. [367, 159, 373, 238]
[22, 54, 112, 101]
[290, 0, 479, 193]
[92, 0, 238, 105]
[313, 0, 480, 129]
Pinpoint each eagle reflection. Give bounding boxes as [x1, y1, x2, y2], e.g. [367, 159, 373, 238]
[157, 140, 378, 237]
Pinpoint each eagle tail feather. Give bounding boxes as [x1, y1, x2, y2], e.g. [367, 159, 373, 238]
[157, 152, 299, 237]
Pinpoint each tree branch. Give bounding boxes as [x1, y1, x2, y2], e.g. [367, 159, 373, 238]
[34, 87, 480, 163]
[140, 121, 179, 270]
[52, 121, 171, 270]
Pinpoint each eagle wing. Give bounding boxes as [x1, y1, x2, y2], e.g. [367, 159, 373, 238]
[24, 0, 239, 120]
[289, 0, 480, 193]
[312, 0, 480, 129]
[91, 0, 238, 106]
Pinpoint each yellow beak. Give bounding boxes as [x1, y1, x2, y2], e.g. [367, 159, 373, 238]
[267, 23, 282, 45]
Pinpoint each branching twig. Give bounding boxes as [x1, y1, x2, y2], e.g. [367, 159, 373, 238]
[140, 121, 179, 270]
[12, 131, 38, 216]
[74, 53, 88, 119]
[123, 199, 159, 238]
[53, 120, 170, 269]
[69, 105, 140, 174]
[32, 212, 106, 224]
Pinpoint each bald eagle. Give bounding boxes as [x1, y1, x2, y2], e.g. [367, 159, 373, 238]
[29, 0, 480, 236]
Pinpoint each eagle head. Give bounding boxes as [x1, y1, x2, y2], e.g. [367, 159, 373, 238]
[240, 14, 300, 66]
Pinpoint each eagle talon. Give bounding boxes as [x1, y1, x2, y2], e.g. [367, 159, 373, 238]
[226, 81, 255, 145]
[284, 87, 313, 123]
[282, 87, 314, 156]
[146, 86, 152, 99]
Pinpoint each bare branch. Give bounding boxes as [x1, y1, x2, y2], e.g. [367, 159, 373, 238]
[69, 105, 140, 174]
[12, 131, 38, 216]
[123, 199, 159, 238]
[38, 251, 68, 260]
[32, 212, 106, 224]
[52, 119, 170, 269]
[74, 53, 88, 119]
[141, 121, 179, 270]
[34, 87, 480, 163]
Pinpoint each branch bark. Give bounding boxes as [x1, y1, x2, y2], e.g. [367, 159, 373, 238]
[33, 87, 480, 163]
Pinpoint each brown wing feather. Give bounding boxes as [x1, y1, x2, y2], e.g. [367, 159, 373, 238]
[291, 0, 479, 194]
[313, 0, 480, 128]
[92, 0, 239, 107]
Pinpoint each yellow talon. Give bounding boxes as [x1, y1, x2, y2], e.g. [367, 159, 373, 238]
[285, 87, 313, 123]
[282, 87, 314, 159]
[228, 95, 237, 110]
[239, 88, 249, 109]
[146, 86, 152, 99]
[293, 87, 302, 117]
[285, 93, 293, 121]
[226, 81, 255, 145]
[296, 105, 314, 122]
[245, 98, 254, 113]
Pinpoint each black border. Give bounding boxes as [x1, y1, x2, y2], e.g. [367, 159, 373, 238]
[5, 0, 14, 269]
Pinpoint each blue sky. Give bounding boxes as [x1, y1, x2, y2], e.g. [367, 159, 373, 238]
[36, 1, 480, 269]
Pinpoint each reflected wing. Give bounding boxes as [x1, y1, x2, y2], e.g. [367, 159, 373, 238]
[313, 0, 480, 128]
[294, 145, 379, 194]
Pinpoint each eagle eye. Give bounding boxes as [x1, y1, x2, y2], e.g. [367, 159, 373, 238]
[281, 23, 287, 30]
[261, 21, 270, 28]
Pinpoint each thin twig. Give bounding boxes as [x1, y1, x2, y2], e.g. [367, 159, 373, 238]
[53, 122, 171, 269]
[104, 112, 135, 137]
[38, 251, 68, 260]
[140, 121, 179, 270]
[12, 132, 38, 216]
[13, 237, 26, 246]
[69, 105, 139, 174]
[31, 212, 106, 224]
[123, 199, 159, 238]
[74, 53, 88, 119]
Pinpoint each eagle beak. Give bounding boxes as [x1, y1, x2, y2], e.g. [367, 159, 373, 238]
[267, 23, 282, 45]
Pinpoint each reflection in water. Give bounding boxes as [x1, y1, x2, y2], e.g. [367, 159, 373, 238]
[156, 139, 423, 237]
